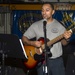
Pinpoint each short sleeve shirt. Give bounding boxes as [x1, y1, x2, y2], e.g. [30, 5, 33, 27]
[23, 19, 66, 59]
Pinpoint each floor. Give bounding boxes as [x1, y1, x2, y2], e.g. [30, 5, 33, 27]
[0, 42, 75, 75]
[0, 66, 26, 75]
[0, 58, 37, 75]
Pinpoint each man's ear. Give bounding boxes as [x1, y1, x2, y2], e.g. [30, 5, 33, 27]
[52, 10, 55, 15]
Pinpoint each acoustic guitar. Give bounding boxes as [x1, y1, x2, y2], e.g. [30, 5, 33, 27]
[23, 27, 75, 69]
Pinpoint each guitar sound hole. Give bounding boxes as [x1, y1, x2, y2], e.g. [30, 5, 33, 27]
[34, 54, 44, 61]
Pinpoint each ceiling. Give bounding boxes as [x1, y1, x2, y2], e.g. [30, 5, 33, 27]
[0, 0, 24, 4]
[0, 0, 75, 4]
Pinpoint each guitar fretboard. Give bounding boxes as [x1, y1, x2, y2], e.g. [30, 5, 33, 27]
[42, 34, 64, 49]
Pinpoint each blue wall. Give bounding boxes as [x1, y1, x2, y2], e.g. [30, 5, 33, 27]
[11, 10, 75, 41]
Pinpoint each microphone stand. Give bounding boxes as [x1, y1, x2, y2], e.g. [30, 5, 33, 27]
[43, 21, 49, 75]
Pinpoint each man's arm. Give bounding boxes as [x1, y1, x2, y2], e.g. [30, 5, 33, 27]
[61, 39, 69, 46]
[22, 36, 42, 48]
[22, 36, 34, 46]
[61, 30, 72, 46]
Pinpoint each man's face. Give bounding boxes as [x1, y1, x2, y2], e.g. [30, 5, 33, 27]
[41, 4, 55, 20]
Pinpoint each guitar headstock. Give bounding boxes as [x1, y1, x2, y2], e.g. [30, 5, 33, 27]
[71, 26, 75, 33]
[66, 20, 75, 32]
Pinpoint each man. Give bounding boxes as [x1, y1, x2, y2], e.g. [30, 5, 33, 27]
[22, 2, 72, 75]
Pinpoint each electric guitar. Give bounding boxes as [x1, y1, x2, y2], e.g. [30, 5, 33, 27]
[23, 27, 75, 69]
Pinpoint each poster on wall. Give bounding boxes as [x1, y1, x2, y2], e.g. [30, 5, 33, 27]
[11, 10, 42, 38]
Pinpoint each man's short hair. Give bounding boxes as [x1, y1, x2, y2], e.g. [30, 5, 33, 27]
[42, 2, 54, 10]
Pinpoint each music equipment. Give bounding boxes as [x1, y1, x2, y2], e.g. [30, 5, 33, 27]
[23, 27, 75, 69]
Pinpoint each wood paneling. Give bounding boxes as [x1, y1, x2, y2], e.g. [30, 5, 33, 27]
[0, 3, 75, 10]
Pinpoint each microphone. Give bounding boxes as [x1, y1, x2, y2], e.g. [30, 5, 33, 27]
[43, 19, 47, 26]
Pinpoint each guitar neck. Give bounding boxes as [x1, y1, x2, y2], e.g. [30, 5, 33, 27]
[42, 34, 64, 49]
[47, 34, 64, 46]
[41, 27, 75, 50]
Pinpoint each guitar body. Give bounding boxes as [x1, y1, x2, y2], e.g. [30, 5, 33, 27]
[23, 37, 45, 69]
[24, 45, 38, 69]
